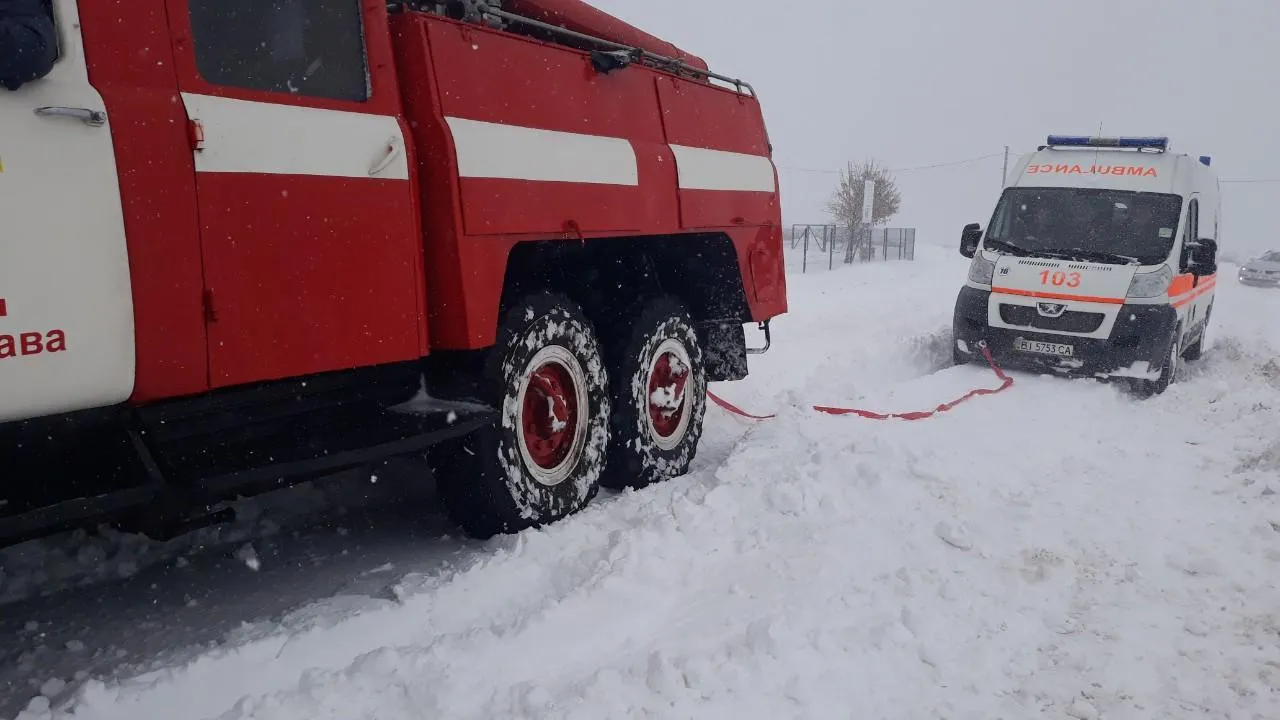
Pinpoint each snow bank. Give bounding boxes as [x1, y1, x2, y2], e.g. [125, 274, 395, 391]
[12, 250, 1280, 720]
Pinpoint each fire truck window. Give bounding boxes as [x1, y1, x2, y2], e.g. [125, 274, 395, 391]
[186, 0, 369, 102]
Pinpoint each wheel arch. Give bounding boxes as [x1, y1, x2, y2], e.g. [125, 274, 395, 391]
[497, 233, 754, 381]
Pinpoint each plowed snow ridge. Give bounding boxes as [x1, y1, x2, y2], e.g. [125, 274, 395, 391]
[9, 246, 1280, 720]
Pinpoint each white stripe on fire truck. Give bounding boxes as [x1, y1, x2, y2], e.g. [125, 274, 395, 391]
[445, 116, 640, 186]
[445, 117, 777, 192]
[176, 97, 776, 194]
[667, 144, 777, 193]
[180, 93, 411, 180]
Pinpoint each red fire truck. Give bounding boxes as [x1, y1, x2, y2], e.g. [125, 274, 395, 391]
[0, 0, 785, 544]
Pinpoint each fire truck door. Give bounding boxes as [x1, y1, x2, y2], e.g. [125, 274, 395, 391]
[0, 0, 136, 423]
[165, 0, 425, 389]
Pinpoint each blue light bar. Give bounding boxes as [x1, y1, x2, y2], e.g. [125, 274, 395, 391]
[1045, 135, 1169, 151]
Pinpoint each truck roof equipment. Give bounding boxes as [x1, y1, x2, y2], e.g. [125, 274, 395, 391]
[502, 0, 709, 71]
[432, 0, 755, 93]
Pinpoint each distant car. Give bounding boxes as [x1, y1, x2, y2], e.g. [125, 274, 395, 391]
[1238, 250, 1280, 287]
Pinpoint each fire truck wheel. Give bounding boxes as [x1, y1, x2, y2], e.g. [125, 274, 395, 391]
[434, 293, 611, 538]
[600, 296, 707, 491]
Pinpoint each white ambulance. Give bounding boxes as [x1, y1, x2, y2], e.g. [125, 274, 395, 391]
[952, 135, 1220, 396]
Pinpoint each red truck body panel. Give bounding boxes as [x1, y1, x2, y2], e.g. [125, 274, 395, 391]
[163, 0, 430, 391]
[394, 12, 783, 349]
[73, 0, 783, 402]
[77, 0, 209, 402]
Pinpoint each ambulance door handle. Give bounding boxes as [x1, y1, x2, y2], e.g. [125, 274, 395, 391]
[34, 106, 106, 127]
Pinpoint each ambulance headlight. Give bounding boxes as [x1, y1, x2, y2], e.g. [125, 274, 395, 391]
[1126, 265, 1173, 298]
[967, 253, 996, 285]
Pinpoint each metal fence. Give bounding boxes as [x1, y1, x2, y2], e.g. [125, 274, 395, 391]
[788, 224, 916, 273]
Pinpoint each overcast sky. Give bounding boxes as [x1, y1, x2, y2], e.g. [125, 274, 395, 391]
[591, 0, 1277, 257]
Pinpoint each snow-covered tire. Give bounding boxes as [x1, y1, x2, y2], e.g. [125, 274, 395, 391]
[1184, 302, 1211, 362]
[1183, 331, 1204, 362]
[1134, 325, 1181, 398]
[432, 293, 611, 538]
[600, 296, 707, 491]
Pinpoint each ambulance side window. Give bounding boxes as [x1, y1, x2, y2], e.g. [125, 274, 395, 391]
[186, 0, 369, 102]
[986, 190, 1017, 240]
[1182, 199, 1199, 268]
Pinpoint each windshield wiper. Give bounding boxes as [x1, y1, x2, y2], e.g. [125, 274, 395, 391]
[1031, 248, 1139, 265]
[982, 238, 1031, 256]
[982, 239, 1137, 264]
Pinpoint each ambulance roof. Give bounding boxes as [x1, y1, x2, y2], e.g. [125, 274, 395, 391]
[1011, 135, 1214, 195]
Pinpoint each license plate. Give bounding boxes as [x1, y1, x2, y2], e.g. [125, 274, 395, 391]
[1014, 338, 1074, 356]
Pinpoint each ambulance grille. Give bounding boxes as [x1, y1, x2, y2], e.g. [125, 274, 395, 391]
[999, 305, 1105, 333]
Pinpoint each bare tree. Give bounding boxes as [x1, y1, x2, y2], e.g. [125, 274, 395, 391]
[825, 158, 902, 227]
[825, 158, 902, 261]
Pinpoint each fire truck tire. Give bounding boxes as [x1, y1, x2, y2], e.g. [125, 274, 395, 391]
[433, 293, 611, 538]
[599, 296, 707, 491]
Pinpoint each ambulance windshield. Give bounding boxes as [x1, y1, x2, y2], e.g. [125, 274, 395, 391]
[984, 187, 1183, 266]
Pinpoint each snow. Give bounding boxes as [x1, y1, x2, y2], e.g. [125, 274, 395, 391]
[0, 481, 347, 607]
[6, 245, 1280, 720]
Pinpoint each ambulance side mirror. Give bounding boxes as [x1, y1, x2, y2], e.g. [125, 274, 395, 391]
[1187, 237, 1218, 275]
[960, 223, 982, 259]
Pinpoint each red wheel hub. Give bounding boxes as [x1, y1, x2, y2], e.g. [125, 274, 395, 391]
[521, 360, 580, 470]
[647, 350, 690, 438]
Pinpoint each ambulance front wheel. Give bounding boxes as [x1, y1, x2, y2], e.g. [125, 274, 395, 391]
[1135, 325, 1181, 398]
[1183, 329, 1204, 362]
[1183, 302, 1212, 362]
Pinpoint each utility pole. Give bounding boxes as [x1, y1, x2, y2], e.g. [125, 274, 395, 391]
[1001, 145, 1009, 187]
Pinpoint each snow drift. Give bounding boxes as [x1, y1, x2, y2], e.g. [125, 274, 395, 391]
[7, 246, 1280, 720]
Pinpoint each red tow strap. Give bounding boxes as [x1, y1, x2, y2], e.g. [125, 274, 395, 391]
[707, 344, 1014, 422]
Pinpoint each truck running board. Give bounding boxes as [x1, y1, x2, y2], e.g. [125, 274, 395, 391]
[136, 398, 494, 495]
